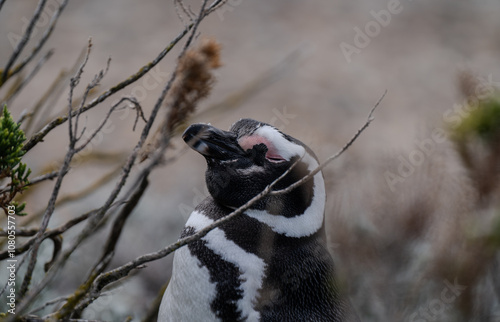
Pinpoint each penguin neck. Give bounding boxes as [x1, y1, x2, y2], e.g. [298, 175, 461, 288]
[244, 170, 326, 238]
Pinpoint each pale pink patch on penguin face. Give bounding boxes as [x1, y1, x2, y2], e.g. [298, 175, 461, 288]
[238, 135, 286, 163]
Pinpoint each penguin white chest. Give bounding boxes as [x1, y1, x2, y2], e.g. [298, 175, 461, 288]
[159, 211, 266, 322]
[158, 245, 218, 322]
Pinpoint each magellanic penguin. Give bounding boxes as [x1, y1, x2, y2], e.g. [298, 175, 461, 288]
[159, 119, 358, 322]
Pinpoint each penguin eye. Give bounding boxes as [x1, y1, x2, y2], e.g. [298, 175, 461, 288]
[265, 154, 286, 163]
[239, 135, 286, 164]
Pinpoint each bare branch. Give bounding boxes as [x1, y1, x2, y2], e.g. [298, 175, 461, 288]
[3, 49, 54, 106]
[74, 97, 141, 154]
[130, 101, 148, 131]
[69, 39, 93, 143]
[54, 2, 213, 314]
[22, 24, 193, 153]
[0, 169, 59, 195]
[0, 209, 95, 260]
[43, 234, 62, 272]
[7, 0, 70, 82]
[15, 165, 120, 228]
[1, 0, 48, 84]
[19, 69, 67, 127]
[18, 39, 94, 300]
[178, 0, 209, 54]
[35, 292, 112, 318]
[25, 170, 61, 186]
[28, 295, 70, 315]
[76, 57, 112, 142]
[1, 251, 30, 299]
[205, 0, 228, 15]
[14, 1, 216, 315]
[57, 177, 149, 318]
[47, 165, 121, 208]
[96, 177, 149, 273]
[20, 45, 86, 134]
[16, 54, 142, 308]
[0, 227, 39, 237]
[174, 0, 195, 23]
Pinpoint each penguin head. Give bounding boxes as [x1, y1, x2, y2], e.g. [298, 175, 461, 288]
[182, 119, 321, 214]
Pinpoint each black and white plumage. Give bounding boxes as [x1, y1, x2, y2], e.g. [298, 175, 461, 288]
[159, 119, 357, 322]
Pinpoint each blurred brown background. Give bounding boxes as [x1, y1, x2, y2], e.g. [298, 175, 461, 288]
[1, 0, 500, 320]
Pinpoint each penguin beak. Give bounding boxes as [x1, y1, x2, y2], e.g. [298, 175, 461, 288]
[182, 123, 245, 161]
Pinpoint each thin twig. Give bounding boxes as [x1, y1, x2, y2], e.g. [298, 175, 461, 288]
[28, 295, 70, 315]
[0, 227, 39, 237]
[36, 292, 113, 318]
[0, 253, 26, 298]
[6, 201, 119, 319]
[37, 2, 213, 317]
[3, 49, 54, 106]
[22, 24, 193, 153]
[1, 0, 48, 84]
[33, 151, 124, 184]
[21, 45, 86, 133]
[117, 0, 218, 205]
[18, 69, 67, 127]
[178, 0, 208, 54]
[174, 0, 195, 23]
[16, 68, 140, 298]
[0, 209, 95, 260]
[129, 101, 147, 131]
[17, 39, 94, 301]
[94, 0, 211, 285]
[63, 177, 149, 317]
[74, 97, 140, 154]
[43, 235, 62, 271]
[43, 165, 121, 209]
[0, 251, 29, 299]
[69, 39, 93, 143]
[24, 170, 62, 188]
[0, 170, 59, 195]
[205, 0, 228, 15]
[7, 0, 70, 84]
[94, 177, 149, 275]
[270, 89, 387, 196]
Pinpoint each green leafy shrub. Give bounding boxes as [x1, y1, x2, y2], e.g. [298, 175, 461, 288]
[453, 96, 500, 144]
[0, 105, 31, 215]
